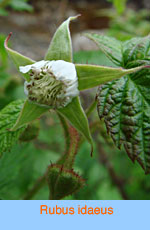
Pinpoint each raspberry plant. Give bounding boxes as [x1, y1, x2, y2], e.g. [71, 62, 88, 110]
[1, 16, 150, 199]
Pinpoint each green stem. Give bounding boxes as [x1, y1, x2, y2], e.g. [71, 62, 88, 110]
[63, 126, 79, 169]
[57, 113, 80, 169]
[57, 112, 70, 154]
[24, 113, 96, 200]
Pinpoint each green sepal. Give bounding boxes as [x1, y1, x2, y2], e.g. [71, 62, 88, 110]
[45, 15, 79, 62]
[47, 164, 85, 200]
[76, 64, 149, 90]
[11, 100, 48, 131]
[4, 33, 35, 81]
[11, 96, 93, 155]
[19, 120, 40, 142]
[58, 97, 93, 153]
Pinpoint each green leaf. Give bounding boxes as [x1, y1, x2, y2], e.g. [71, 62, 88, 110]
[85, 33, 122, 66]
[12, 100, 49, 131]
[97, 73, 150, 173]
[123, 36, 150, 67]
[45, 16, 79, 62]
[76, 64, 146, 90]
[58, 97, 93, 153]
[4, 33, 35, 81]
[88, 33, 150, 173]
[0, 100, 26, 156]
[9, 0, 33, 12]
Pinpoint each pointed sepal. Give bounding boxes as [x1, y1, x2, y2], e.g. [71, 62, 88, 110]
[76, 64, 149, 90]
[58, 97, 93, 153]
[4, 32, 35, 81]
[11, 100, 49, 131]
[45, 15, 80, 62]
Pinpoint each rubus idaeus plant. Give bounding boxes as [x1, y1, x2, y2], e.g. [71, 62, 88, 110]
[1, 15, 150, 199]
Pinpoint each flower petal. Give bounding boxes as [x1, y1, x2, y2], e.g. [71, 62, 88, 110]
[50, 60, 77, 81]
[21, 60, 79, 109]
[19, 60, 46, 73]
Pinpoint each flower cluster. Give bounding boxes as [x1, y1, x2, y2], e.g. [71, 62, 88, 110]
[20, 60, 79, 109]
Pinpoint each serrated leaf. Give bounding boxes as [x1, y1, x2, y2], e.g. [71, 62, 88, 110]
[58, 97, 93, 153]
[45, 16, 79, 62]
[123, 36, 150, 67]
[12, 100, 48, 131]
[0, 100, 26, 156]
[85, 33, 122, 66]
[76, 64, 146, 90]
[94, 34, 150, 173]
[4, 33, 35, 81]
[97, 69, 150, 174]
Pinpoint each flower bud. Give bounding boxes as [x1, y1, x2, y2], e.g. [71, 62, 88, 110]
[46, 164, 85, 200]
[19, 60, 79, 108]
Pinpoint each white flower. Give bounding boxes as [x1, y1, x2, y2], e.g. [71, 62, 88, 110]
[19, 60, 79, 108]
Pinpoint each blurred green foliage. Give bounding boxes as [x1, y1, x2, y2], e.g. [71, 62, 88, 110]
[97, 8, 150, 41]
[0, 0, 33, 16]
[0, 35, 25, 109]
[107, 0, 127, 15]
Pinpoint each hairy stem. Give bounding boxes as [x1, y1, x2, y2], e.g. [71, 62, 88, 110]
[57, 113, 70, 154]
[63, 126, 80, 169]
[24, 125, 79, 200]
